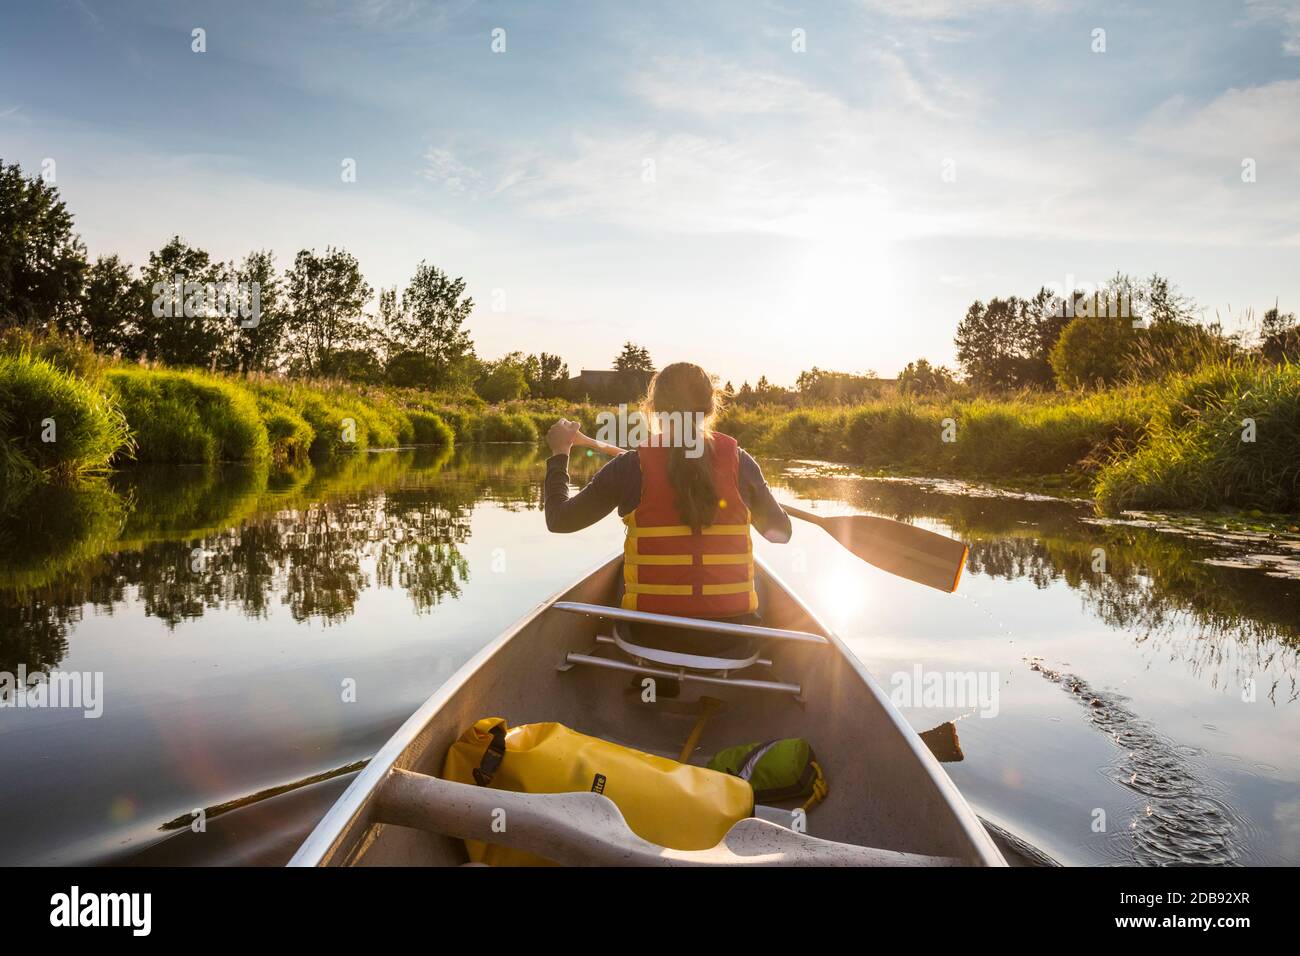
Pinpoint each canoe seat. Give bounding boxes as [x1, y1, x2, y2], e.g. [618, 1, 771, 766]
[554, 602, 827, 699]
[612, 621, 761, 672]
[552, 602, 829, 646]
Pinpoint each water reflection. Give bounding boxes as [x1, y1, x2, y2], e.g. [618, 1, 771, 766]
[770, 467, 1300, 699]
[0, 445, 599, 675]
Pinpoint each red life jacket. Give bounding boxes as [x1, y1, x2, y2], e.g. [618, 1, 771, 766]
[621, 432, 757, 618]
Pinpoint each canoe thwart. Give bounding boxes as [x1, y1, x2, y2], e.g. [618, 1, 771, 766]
[375, 768, 962, 867]
[552, 601, 830, 646]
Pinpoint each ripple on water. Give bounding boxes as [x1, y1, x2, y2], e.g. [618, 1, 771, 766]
[1029, 661, 1248, 866]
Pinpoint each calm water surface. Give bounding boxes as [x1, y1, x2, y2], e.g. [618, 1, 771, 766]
[1, 445, 1296, 865]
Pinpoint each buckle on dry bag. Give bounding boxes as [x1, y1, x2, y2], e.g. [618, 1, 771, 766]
[472, 723, 507, 786]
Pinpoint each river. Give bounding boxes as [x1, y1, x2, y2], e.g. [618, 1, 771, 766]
[0, 444, 1296, 865]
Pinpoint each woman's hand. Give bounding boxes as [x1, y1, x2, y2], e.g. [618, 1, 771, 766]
[546, 418, 581, 456]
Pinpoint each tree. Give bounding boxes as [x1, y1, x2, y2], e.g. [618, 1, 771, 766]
[898, 358, 957, 396]
[285, 247, 373, 375]
[383, 261, 474, 389]
[954, 297, 1030, 390]
[0, 160, 87, 330]
[76, 254, 144, 355]
[136, 236, 228, 367]
[613, 341, 654, 401]
[475, 354, 531, 402]
[1260, 306, 1300, 364]
[226, 250, 286, 373]
[526, 352, 569, 398]
[1049, 274, 1216, 388]
[1048, 314, 1136, 389]
[1139, 273, 1196, 325]
[795, 367, 882, 404]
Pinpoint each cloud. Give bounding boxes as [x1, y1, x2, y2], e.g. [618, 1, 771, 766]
[478, 55, 1300, 248]
[858, 0, 1067, 20]
[420, 147, 483, 194]
[1246, 0, 1300, 55]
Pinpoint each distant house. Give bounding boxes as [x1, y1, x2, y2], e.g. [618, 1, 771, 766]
[566, 368, 653, 403]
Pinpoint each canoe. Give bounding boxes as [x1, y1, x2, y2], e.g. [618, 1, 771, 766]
[290, 554, 1007, 866]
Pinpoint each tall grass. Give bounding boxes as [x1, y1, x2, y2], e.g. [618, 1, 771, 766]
[4, 331, 1295, 516]
[720, 389, 1148, 482]
[1095, 360, 1300, 512]
[719, 360, 1299, 513]
[0, 352, 131, 501]
[106, 367, 270, 464]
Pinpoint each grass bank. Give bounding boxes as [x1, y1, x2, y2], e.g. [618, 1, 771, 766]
[0, 353, 472, 495]
[720, 359, 1300, 513]
[0, 350, 131, 505]
[4, 337, 1295, 516]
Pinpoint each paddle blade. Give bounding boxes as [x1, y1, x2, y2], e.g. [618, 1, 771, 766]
[918, 721, 964, 763]
[823, 514, 968, 592]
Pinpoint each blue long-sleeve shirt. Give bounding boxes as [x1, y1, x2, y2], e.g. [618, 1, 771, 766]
[543, 448, 792, 543]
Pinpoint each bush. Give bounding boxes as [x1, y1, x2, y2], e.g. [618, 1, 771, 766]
[408, 410, 455, 445]
[474, 410, 538, 443]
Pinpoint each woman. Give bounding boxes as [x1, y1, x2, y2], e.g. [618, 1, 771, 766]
[544, 362, 790, 622]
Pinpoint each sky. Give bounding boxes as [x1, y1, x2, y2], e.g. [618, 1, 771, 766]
[2, 0, 1299, 384]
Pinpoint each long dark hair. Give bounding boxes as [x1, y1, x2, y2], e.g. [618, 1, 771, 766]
[642, 363, 721, 534]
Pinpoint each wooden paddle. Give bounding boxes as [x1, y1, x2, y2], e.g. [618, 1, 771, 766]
[565, 429, 969, 593]
[781, 503, 968, 593]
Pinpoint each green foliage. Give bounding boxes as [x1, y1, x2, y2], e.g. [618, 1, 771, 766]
[475, 355, 530, 402]
[0, 160, 87, 330]
[719, 388, 1150, 484]
[610, 341, 655, 402]
[75, 254, 144, 355]
[473, 410, 538, 443]
[1048, 314, 1136, 388]
[105, 367, 269, 464]
[284, 246, 374, 376]
[382, 261, 474, 389]
[954, 290, 1066, 390]
[1095, 360, 1300, 512]
[1260, 307, 1300, 364]
[408, 410, 455, 445]
[0, 326, 107, 383]
[525, 352, 569, 398]
[1051, 314, 1230, 388]
[0, 351, 130, 499]
[794, 367, 886, 404]
[897, 358, 957, 397]
[253, 394, 315, 464]
[134, 236, 230, 367]
[227, 249, 287, 373]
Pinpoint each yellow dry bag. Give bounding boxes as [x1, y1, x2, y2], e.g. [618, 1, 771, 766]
[442, 717, 755, 866]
